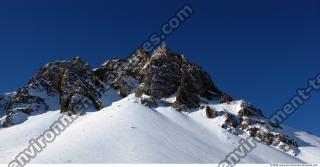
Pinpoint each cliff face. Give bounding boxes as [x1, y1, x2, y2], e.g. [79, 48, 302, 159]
[0, 93, 14, 118]
[95, 43, 230, 110]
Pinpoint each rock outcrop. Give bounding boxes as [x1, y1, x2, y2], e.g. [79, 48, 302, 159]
[0, 93, 14, 118]
[95, 42, 232, 110]
[205, 106, 218, 119]
[217, 101, 299, 155]
[1, 57, 106, 127]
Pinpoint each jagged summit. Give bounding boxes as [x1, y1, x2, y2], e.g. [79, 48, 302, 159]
[1, 43, 231, 126]
[1, 57, 106, 127]
[152, 42, 171, 57]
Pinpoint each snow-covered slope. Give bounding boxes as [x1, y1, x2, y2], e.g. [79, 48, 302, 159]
[1, 90, 319, 164]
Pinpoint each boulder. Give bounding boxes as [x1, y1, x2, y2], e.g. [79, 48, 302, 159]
[205, 106, 218, 119]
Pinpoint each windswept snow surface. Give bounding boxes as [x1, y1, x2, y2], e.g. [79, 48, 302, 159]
[0, 91, 319, 164]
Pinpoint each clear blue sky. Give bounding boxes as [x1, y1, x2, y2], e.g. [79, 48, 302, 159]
[0, 0, 319, 135]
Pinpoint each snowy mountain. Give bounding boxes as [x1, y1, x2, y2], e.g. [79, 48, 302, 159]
[0, 43, 320, 164]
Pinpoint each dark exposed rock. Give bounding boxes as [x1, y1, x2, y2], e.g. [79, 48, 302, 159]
[95, 42, 228, 110]
[140, 43, 183, 98]
[141, 97, 157, 108]
[115, 75, 139, 97]
[94, 58, 128, 85]
[3, 86, 49, 117]
[172, 100, 188, 112]
[221, 113, 239, 135]
[94, 49, 149, 99]
[239, 117, 253, 130]
[175, 64, 213, 108]
[126, 48, 151, 81]
[173, 61, 226, 110]
[205, 106, 218, 119]
[37, 57, 105, 114]
[134, 87, 144, 97]
[94, 47, 150, 93]
[256, 131, 274, 145]
[2, 57, 105, 126]
[94, 58, 137, 98]
[239, 102, 264, 118]
[175, 77, 200, 108]
[273, 133, 299, 147]
[223, 113, 239, 128]
[247, 127, 258, 137]
[0, 93, 14, 117]
[220, 92, 233, 103]
[234, 101, 298, 155]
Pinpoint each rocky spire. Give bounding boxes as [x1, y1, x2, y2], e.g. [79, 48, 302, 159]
[72, 56, 84, 63]
[152, 42, 171, 57]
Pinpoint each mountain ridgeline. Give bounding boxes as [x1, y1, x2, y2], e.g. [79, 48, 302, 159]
[0, 43, 299, 156]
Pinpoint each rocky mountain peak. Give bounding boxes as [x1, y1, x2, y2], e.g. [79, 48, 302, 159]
[152, 42, 170, 57]
[72, 56, 83, 62]
[1, 44, 231, 125]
